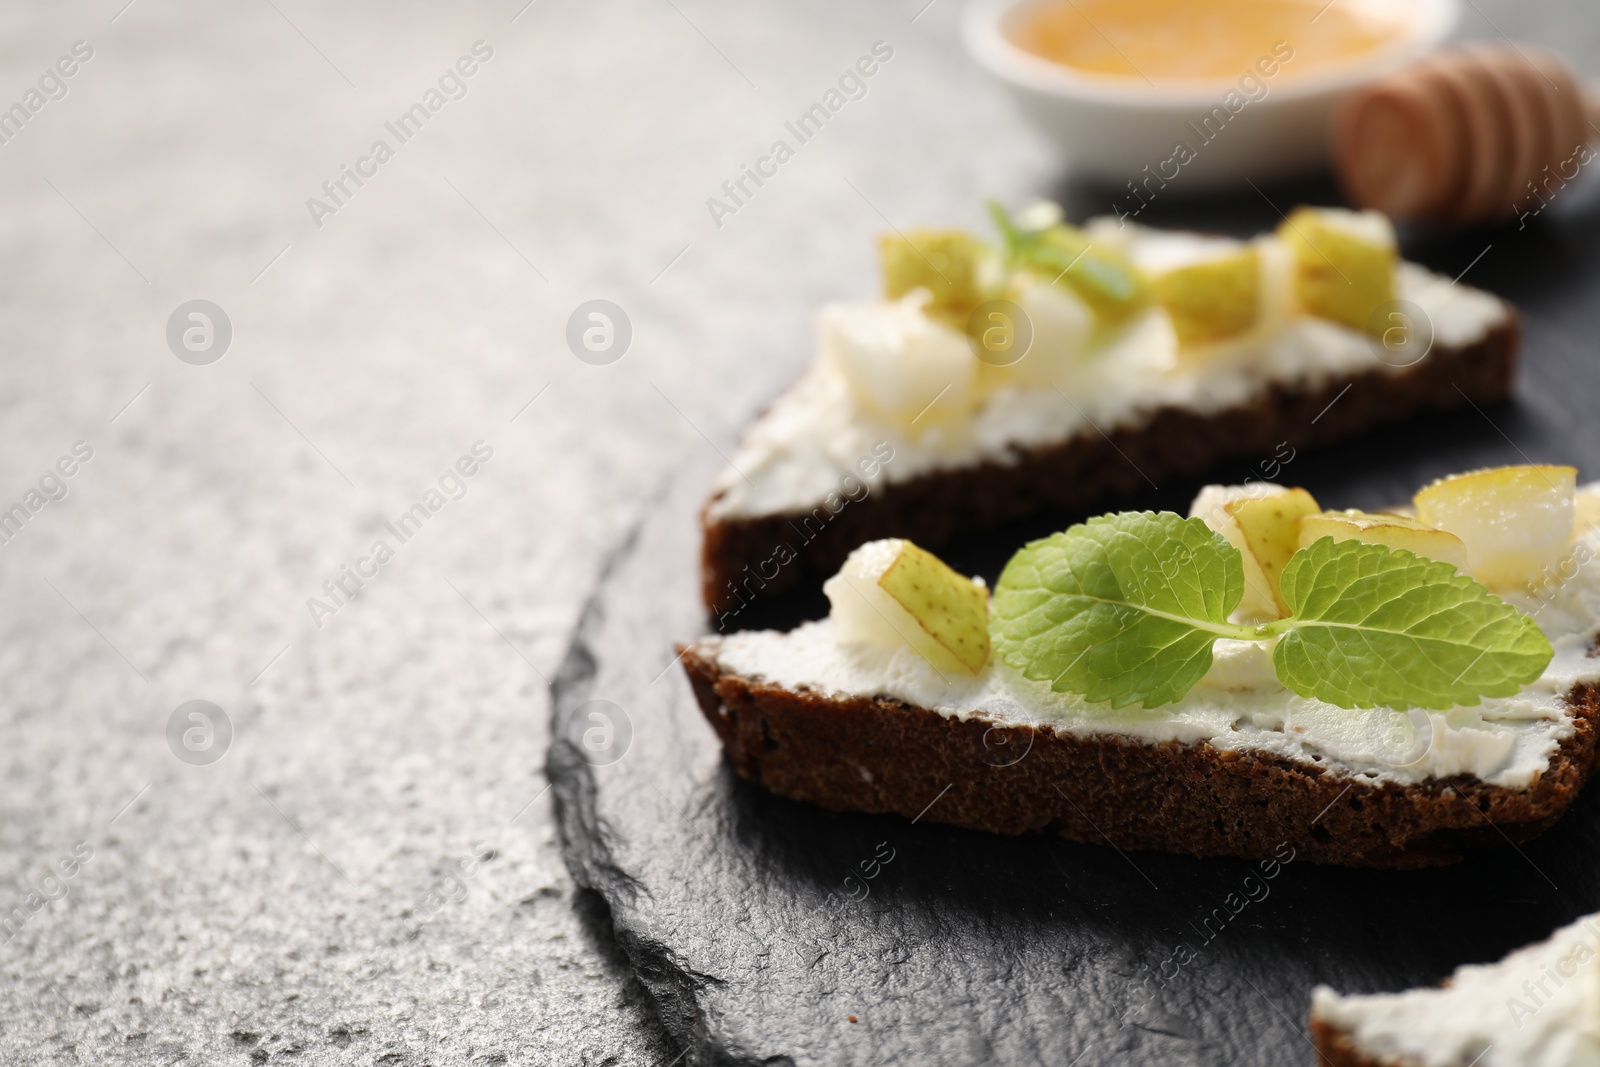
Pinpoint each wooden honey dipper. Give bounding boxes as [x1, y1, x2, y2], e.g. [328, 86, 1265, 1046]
[1334, 43, 1597, 227]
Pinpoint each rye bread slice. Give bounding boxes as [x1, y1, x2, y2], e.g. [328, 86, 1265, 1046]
[701, 316, 1520, 617]
[680, 634, 1596, 869]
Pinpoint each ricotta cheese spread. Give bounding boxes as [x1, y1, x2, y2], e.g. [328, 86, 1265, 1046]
[699, 488, 1600, 789]
[709, 253, 1506, 522]
[1312, 912, 1600, 1066]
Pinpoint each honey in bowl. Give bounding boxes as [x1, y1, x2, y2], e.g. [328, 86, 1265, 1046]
[1008, 0, 1412, 83]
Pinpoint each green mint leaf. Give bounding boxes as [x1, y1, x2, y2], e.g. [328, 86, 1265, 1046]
[986, 198, 1025, 254]
[990, 512, 1246, 709]
[987, 200, 1149, 326]
[1272, 537, 1554, 710]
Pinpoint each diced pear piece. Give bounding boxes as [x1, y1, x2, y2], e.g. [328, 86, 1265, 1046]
[998, 272, 1094, 387]
[1297, 510, 1471, 573]
[1154, 248, 1261, 346]
[823, 538, 989, 674]
[1195, 638, 1281, 692]
[1189, 484, 1287, 620]
[1253, 235, 1297, 334]
[1014, 199, 1063, 232]
[1032, 226, 1151, 329]
[879, 229, 990, 326]
[1277, 206, 1396, 334]
[1576, 485, 1600, 537]
[820, 295, 975, 432]
[878, 542, 991, 674]
[1226, 487, 1321, 616]
[1413, 465, 1578, 592]
[1129, 233, 1262, 346]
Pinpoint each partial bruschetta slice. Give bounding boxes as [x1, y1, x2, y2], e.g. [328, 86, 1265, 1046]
[685, 471, 1600, 868]
[703, 204, 1519, 623]
[1311, 912, 1600, 1065]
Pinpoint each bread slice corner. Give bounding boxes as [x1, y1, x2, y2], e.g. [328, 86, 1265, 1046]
[1308, 1015, 1394, 1067]
[1308, 909, 1600, 1065]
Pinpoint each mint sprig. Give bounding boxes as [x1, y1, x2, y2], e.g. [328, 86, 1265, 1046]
[986, 200, 1149, 324]
[991, 512, 1554, 710]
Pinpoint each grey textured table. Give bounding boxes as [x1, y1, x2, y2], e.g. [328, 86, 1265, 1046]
[0, 3, 1594, 1065]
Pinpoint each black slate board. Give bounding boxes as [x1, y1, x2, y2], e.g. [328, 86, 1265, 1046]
[550, 179, 1600, 1066]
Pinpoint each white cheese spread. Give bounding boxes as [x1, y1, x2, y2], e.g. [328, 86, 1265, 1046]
[1312, 912, 1600, 1066]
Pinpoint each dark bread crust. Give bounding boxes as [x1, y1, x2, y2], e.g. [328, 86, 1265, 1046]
[1309, 1016, 1412, 1067]
[701, 316, 1520, 615]
[680, 638, 1596, 869]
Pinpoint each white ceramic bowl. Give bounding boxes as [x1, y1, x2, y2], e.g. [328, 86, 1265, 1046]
[963, 0, 1459, 189]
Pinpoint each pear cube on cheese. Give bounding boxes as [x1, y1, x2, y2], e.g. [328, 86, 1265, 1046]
[879, 229, 990, 327]
[820, 295, 975, 432]
[1277, 206, 1396, 334]
[1226, 487, 1322, 616]
[1190, 483, 1290, 621]
[1413, 465, 1578, 592]
[1297, 510, 1471, 574]
[1131, 233, 1262, 347]
[824, 538, 989, 675]
[998, 272, 1095, 388]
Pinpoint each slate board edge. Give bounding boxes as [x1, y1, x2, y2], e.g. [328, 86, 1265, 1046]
[547, 490, 735, 1067]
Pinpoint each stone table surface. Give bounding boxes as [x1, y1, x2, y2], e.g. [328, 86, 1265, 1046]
[0, 2, 1595, 1066]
